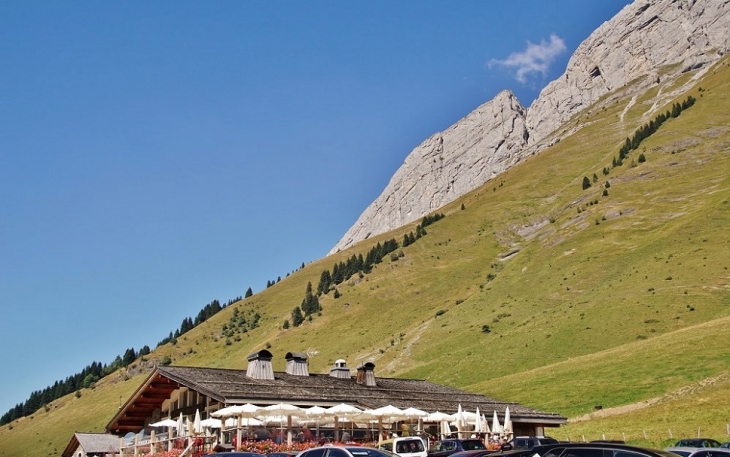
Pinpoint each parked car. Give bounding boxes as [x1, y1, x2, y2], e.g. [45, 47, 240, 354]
[269, 452, 301, 457]
[674, 440, 722, 449]
[688, 450, 730, 457]
[298, 446, 400, 457]
[448, 450, 496, 457]
[665, 447, 704, 457]
[428, 439, 487, 457]
[721, 444, 730, 450]
[512, 437, 559, 450]
[509, 442, 678, 457]
[207, 453, 267, 457]
[378, 437, 428, 457]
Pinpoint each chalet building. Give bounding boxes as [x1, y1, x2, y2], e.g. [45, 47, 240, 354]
[106, 350, 565, 437]
[62, 432, 120, 457]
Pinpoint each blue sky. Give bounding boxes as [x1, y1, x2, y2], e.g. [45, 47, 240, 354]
[0, 1, 633, 415]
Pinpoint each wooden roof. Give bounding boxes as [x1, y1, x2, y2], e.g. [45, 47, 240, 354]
[62, 432, 120, 457]
[106, 365, 565, 434]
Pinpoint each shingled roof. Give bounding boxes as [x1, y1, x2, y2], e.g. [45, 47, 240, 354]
[62, 432, 120, 457]
[106, 364, 565, 433]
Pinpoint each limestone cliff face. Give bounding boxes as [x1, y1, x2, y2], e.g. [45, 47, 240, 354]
[330, 0, 730, 255]
[527, 0, 730, 146]
[331, 91, 527, 253]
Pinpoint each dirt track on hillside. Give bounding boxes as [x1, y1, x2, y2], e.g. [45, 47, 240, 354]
[569, 370, 730, 422]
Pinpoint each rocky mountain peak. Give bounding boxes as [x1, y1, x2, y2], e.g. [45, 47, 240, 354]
[330, 0, 729, 255]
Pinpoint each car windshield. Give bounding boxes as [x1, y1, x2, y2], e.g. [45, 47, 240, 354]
[462, 441, 486, 451]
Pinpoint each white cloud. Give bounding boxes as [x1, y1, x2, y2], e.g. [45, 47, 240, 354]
[490, 34, 567, 83]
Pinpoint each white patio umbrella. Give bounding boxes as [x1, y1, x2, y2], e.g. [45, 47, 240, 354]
[200, 418, 222, 429]
[264, 403, 303, 446]
[264, 403, 303, 416]
[369, 404, 408, 422]
[261, 414, 301, 426]
[402, 407, 428, 433]
[193, 409, 202, 434]
[149, 419, 178, 428]
[304, 406, 328, 417]
[455, 404, 465, 438]
[326, 404, 362, 442]
[440, 420, 452, 438]
[212, 403, 262, 418]
[491, 410, 502, 434]
[475, 409, 483, 435]
[424, 411, 454, 423]
[503, 407, 512, 434]
[177, 412, 185, 438]
[325, 403, 363, 417]
[302, 405, 328, 438]
[481, 414, 490, 434]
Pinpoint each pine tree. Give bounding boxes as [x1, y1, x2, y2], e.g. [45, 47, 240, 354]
[245, 287, 253, 298]
[582, 176, 591, 190]
[291, 307, 304, 327]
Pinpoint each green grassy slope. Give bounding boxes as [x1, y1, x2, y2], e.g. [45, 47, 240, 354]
[1, 57, 728, 456]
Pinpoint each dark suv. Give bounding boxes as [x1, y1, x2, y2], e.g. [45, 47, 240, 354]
[428, 439, 487, 457]
[512, 437, 559, 450]
[502, 442, 680, 457]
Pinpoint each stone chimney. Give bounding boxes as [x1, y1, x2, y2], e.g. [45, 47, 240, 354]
[329, 359, 351, 379]
[356, 362, 376, 387]
[246, 349, 274, 380]
[285, 352, 309, 376]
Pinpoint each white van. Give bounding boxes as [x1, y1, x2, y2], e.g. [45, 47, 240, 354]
[378, 437, 428, 457]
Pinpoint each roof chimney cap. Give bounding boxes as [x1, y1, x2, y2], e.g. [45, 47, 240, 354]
[285, 352, 308, 361]
[247, 350, 275, 380]
[247, 349, 273, 362]
[356, 362, 376, 387]
[334, 359, 347, 367]
[357, 362, 375, 371]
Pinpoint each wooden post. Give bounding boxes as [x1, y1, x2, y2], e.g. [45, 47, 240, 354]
[378, 417, 384, 443]
[334, 416, 340, 442]
[134, 433, 139, 456]
[622, 433, 626, 442]
[698, 427, 701, 438]
[287, 415, 293, 446]
[669, 429, 673, 439]
[643, 430, 647, 440]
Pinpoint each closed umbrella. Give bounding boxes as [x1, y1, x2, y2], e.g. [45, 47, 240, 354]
[503, 407, 512, 435]
[491, 410, 502, 435]
[177, 413, 185, 438]
[455, 404, 465, 438]
[193, 409, 202, 435]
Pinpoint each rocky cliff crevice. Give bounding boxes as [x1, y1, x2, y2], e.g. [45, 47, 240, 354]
[330, 0, 729, 255]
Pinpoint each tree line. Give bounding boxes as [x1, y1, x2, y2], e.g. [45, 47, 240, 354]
[284, 213, 446, 329]
[613, 95, 696, 167]
[583, 95, 697, 190]
[0, 295, 243, 426]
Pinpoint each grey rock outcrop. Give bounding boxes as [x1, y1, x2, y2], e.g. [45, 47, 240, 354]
[330, 90, 528, 254]
[527, 0, 730, 146]
[330, 0, 730, 255]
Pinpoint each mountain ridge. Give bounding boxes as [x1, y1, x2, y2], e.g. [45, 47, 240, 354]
[330, 0, 730, 254]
